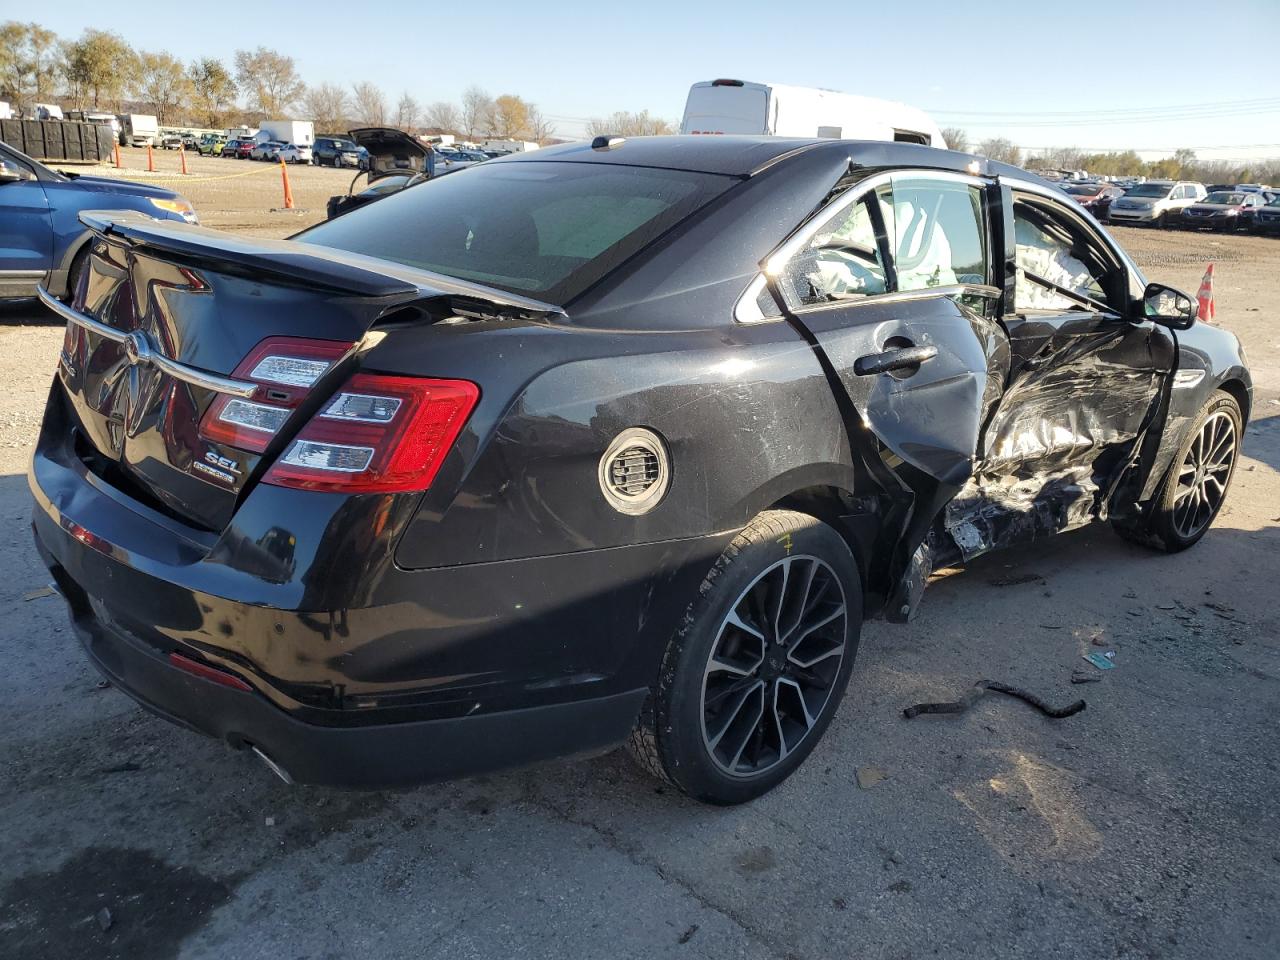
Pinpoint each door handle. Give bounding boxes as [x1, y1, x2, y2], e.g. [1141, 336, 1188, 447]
[854, 344, 938, 377]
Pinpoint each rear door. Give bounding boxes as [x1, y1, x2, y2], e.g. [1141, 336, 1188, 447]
[748, 170, 1009, 603]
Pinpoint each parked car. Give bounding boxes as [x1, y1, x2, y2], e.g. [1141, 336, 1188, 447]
[250, 140, 286, 161]
[198, 134, 227, 157]
[159, 134, 183, 150]
[1247, 195, 1280, 235]
[0, 139, 195, 301]
[325, 128, 435, 219]
[29, 137, 1250, 803]
[1059, 182, 1126, 220]
[276, 143, 313, 164]
[181, 134, 198, 150]
[312, 136, 362, 167]
[1107, 180, 1206, 227]
[221, 139, 253, 159]
[1180, 190, 1266, 231]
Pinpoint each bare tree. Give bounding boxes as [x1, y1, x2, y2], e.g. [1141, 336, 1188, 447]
[187, 58, 237, 127]
[26, 23, 60, 100]
[460, 85, 493, 139]
[234, 46, 304, 116]
[586, 110, 674, 138]
[976, 137, 1022, 167]
[424, 100, 461, 133]
[395, 91, 420, 132]
[302, 82, 350, 134]
[527, 106, 555, 143]
[351, 80, 386, 126]
[135, 50, 192, 124]
[940, 127, 969, 153]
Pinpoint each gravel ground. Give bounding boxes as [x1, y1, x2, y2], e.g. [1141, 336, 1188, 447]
[0, 181, 1277, 960]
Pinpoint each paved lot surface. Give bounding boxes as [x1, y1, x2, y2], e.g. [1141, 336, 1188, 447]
[0, 189, 1277, 960]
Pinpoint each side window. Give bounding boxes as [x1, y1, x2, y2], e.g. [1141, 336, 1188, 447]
[776, 186, 892, 309]
[1013, 199, 1118, 313]
[884, 176, 988, 292]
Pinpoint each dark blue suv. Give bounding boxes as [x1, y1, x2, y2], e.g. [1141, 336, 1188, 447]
[0, 139, 197, 301]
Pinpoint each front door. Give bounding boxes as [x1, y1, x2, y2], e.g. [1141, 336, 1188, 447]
[946, 184, 1172, 560]
[0, 146, 52, 297]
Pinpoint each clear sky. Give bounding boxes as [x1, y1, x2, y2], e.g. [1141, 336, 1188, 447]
[27, 0, 1280, 160]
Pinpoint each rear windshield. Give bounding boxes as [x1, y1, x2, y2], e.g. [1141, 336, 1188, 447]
[299, 161, 732, 304]
[1062, 184, 1098, 195]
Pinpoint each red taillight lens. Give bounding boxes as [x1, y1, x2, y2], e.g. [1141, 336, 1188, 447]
[262, 373, 479, 494]
[199, 336, 353, 452]
[168, 652, 253, 692]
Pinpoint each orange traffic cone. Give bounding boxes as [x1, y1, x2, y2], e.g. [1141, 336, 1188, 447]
[179, 145, 188, 175]
[113, 142, 121, 168]
[279, 156, 294, 210]
[1196, 263, 1215, 321]
[146, 144, 155, 172]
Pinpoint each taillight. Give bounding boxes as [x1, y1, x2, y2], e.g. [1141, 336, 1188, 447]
[199, 337, 353, 452]
[262, 374, 479, 494]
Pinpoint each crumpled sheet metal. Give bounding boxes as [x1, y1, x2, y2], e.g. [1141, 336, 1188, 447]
[945, 465, 1098, 561]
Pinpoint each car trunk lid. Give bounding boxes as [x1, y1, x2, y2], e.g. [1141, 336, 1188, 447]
[50, 211, 563, 532]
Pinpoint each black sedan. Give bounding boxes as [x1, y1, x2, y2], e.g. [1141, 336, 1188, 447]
[31, 137, 1251, 804]
[1181, 190, 1266, 231]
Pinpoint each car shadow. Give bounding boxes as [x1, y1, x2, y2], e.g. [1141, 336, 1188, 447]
[0, 298, 58, 328]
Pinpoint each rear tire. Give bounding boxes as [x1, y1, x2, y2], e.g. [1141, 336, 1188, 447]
[629, 510, 862, 805]
[1114, 391, 1242, 552]
[61, 247, 89, 305]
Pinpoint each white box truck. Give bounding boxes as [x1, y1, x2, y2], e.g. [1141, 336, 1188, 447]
[122, 114, 159, 147]
[260, 120, 315, 147]
[680, 79, 945, 148]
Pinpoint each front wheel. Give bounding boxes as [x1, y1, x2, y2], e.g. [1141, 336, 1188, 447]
[1114, 391, 1242, 551]
[630, 510, 862, 805]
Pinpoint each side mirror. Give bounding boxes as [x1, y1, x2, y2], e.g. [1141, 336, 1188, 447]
[1142, 282, 1197, 329]
[0, 160, 33, 184]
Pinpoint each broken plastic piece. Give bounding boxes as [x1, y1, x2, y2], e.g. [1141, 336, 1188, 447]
[1083, 652, 1115, 670]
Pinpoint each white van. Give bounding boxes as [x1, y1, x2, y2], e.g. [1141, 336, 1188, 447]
[680, 79, 945, 148]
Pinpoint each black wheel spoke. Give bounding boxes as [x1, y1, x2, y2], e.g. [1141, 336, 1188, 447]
[701, 553, 847, 778]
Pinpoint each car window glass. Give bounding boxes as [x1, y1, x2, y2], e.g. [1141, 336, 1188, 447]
[886, 175, 988, 291]
[776, 187, 892, 309]
[1013, 201, 1112, 312]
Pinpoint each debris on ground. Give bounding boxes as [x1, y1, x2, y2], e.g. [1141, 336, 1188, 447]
[1083, 652, 1116, 670]
[677, 925, 698, 944]
[22, 586, 55, 601]
[1071, 669, 1103, 685]
[95, 907, 113, 932]
[903, 680, 1086, 720]
[856, 766, 888, 789]
[94, 679, 111, 691]
[264, 816, 276, 827]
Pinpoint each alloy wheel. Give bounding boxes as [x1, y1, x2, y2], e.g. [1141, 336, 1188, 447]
[700, 555, 847, 778]
[1172, 409, 1236, 539]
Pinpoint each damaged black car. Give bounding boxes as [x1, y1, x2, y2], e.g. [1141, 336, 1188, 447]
[30, 137, 1250, 804]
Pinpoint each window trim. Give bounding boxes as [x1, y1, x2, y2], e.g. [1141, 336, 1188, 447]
[735, 168, 992, 323]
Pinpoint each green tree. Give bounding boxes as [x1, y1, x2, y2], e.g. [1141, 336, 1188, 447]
[26, 23, 59, 99]
[0, 21, 31, 101]
[63, 29, 134, 109]
[234, 46, 303, 116]
[188, 57, 237, 127]
[134, 50, 191, 124]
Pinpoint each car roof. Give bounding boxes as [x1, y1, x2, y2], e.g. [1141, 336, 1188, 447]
[495, 135, 1029, 181]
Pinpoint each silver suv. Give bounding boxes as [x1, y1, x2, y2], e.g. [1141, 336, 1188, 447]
[1108, 180, 1206, 227]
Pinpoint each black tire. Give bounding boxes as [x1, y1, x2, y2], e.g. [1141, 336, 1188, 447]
[62, 247, 90, 305]
[1157, 211, 1169, 229]
[1114, 390, 1242, 552]
[629, 510, 862, 805]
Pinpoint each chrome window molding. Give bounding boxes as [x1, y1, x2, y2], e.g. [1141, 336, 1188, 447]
[37, 285, 258, 398]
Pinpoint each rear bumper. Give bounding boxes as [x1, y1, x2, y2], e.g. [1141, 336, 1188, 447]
[41, 539, 644, 788]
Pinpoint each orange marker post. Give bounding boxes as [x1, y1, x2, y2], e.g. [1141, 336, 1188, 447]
[179, 145, 188, 175]
[113, 142, 121, 168]
[146, 144, 155, 172]
[279, 156, 294, 209]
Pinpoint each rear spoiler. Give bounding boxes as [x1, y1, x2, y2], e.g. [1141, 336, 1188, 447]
[79, 211, 568, 318]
